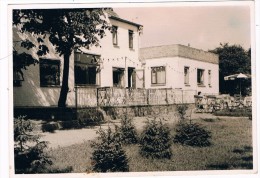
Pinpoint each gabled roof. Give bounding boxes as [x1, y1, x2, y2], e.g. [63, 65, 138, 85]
[140, 44, 219, 64]
[106, 9, 143, 28]
[106, 9, 120, 18]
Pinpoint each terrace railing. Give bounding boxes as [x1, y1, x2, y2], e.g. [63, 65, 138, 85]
[75, 87, 196, 107]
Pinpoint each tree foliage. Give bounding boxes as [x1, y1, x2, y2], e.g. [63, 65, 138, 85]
[176, 104, 189, 120]
[14, 116, 52, 173]
[91, 126, 129, 172]
[13, 8, 111, 107]
[173, 122, 212, 147]
[209, 43, 251, 95]
[13, 50, 38, 82]
[140, 119, 172, 159]
[118, 115, 139, 144]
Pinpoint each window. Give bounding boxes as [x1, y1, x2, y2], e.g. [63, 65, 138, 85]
[74, 53, 100, 86]
[13, 70, 24, 87]
[208, 70, 212, 86]
[40, 59, 60, 87]
[197, 69, 204, 85]
[151, 66, 166, 85]
[112, 26, 118, 46]
[184, 66, 189, 85]
[129, 30, 134, 49]
[113, 67, 125, 87]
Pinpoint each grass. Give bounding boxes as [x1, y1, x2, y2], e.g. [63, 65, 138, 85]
[47, 116, 252, 173]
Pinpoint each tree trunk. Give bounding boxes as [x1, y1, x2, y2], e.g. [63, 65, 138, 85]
[58, 52, 71, 108]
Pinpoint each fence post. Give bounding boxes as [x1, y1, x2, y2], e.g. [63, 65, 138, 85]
[147, 89, 149, 105]
[182, 90, 184, 104]
[165, 88, 168, 104]
[97, 88, 99, 107]
[75, 87, 78, 119]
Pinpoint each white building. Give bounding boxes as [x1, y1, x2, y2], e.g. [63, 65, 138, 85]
[140, 44, 219, 95]
[13, 10, 143, 107]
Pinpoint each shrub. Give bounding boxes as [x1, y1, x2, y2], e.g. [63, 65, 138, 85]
[91, 126, 129, 172]
[118, 115, 139, 144]
[213, 108, 252, 118]
[140, 119, 172, 159]
[14, 116, 52, 173]
[173, 122, 212, 147]
[42, 122, 60, 133]
[60, 120, 80, 130]
[77, 108, 104, 126]
[176, 104, 189, 120]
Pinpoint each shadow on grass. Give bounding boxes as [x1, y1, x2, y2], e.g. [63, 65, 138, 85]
[239, 162, 253, 169]
[206, 145, 253, 170]
[233, 146, 252, 154]
[233, 148, 245, 154]
[207, 163, 230, 170]
[241, 156, 253, 162]
[45, 166, 73, 173]
[201, 118, 221, 123]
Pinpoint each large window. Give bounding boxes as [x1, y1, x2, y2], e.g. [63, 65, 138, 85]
[40, 59, 60, 87]
[112, 26, 118, 46]
[74, 53, 100, 86]
[129, 30, 134, 49]
[151, 66, 166, 85]
[184, 66, 189, 85]
[113, 67, 125, 87]
[197, 69, 205, 85]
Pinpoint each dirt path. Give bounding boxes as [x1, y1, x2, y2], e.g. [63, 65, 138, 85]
[41, 116, 151, 149]
[41, 112, 219, 149]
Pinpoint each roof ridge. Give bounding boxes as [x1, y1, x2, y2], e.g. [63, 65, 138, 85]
[140, 44, 219, 64]
[141, 44, 179, 49]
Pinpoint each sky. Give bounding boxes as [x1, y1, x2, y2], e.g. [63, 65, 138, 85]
[114, 5, 251, 51]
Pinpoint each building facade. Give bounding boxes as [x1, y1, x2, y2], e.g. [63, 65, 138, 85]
[140, 44, 219, 95]
[13, 10, 219, 109]
[13, 10, 143, 107]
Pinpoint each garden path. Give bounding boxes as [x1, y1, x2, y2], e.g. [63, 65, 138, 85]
[41, 112, 218, 149]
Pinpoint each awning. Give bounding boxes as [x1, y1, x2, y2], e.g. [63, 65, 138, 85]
[224, 73, 251, 81]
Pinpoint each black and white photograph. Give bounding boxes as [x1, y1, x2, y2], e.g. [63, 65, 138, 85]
[4, 0, 258, 177]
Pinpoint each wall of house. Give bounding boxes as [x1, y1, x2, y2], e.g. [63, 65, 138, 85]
[13, 16, 142, 107]
[144, 56, 219, 95]
[81, 18, 142, 88]
[13, 53, 76, 107]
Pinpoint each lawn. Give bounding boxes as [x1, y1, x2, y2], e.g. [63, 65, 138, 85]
[47, 116, 252, 173]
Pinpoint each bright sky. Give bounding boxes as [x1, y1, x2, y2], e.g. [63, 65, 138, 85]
[114, 5, 251, 51]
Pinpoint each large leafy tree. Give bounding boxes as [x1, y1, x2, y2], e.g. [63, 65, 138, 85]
[13, 8, 111, 107]
[209, 43, 251, 95]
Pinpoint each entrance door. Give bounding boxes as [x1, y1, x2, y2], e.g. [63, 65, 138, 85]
[128, 67, 136, 88]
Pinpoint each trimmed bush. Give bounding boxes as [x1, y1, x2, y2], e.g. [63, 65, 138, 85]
[60, 120, 80, 130]
[14, 116, 52, 173]
[91, 127, 129, 172]
[140, 119, 172, 159]
[118, 115, 139, 144]
[42, 122, 60, 133]
[213, 108, 252, 118]
[77, 108, 104, 126]
[174, 122, 212, 147]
